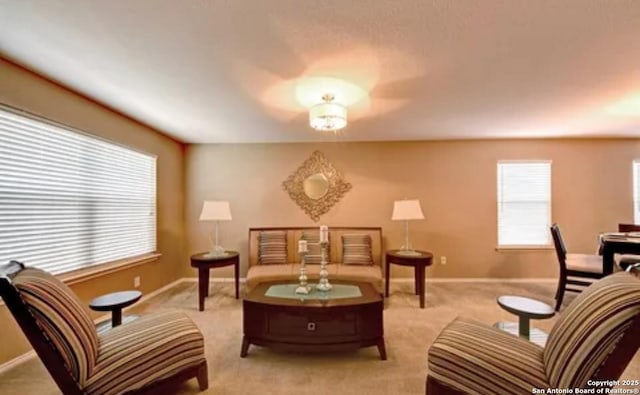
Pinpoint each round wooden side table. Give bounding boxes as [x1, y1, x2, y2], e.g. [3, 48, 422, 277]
[496, 295, 555, 346]
[190, 251, 240, 311]
[385, 250, 434, 308]
[90, 290, 142, 330]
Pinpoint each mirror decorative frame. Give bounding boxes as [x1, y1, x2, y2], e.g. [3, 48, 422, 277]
[282, 150, 352, 222]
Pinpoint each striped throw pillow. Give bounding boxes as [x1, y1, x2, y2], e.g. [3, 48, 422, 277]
[544, 272, 640, 389]
[342, 234, 373, 265]
[301, 231, 330, 264]
[259, 231, 287, 264]
[13, 268, 98, 386]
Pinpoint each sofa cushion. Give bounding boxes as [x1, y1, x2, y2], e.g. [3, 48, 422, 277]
[565, 253, 603, 274]
[544, 272, 640, 389]
[259, 230, 287, 264]
[85, 311, 205, 395]
[428, 318, 548, 395]
[618, 255, 640, 270]
[246, 264, 295, 290]
[13, 268, 98, 386]
[301, 231, 330, 264]
[342, 234, 373, 265]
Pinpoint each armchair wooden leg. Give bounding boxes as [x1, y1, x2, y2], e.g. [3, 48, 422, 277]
[555, 277, 566, 311]
[426, 376, 465, 395]
[196, 361, 209, 391]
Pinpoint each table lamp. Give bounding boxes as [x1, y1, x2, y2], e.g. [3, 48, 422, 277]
[199, 201, 232, 256]
[392, 199, 424, 256]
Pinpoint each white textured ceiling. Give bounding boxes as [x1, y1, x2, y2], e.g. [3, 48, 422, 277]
[1, 0, 639, 143]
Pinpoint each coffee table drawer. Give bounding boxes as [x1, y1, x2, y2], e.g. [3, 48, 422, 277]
[267, 311, 357, 338]
[243, 302, 382, 342]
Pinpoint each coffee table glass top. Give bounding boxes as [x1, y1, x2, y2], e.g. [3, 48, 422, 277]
[265, 283, 362, 300]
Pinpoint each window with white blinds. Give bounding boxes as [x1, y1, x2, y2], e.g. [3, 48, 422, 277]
[0, 105, 157, 275]
[497, 161, 552, 247]
[634, 160, 640, 224]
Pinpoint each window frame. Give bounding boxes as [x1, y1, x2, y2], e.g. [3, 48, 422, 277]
[0, 104, 159, 276]
[496, 159, 553, 250]
[634, 160, 640, 225]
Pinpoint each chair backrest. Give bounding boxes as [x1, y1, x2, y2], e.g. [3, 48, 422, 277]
[543, 271, 640, 389]
[0, 261, 98, 394]
[550, 223, 567, 268]
[618, 223, 640, 232]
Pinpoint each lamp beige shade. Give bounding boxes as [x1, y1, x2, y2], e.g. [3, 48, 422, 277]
[199, 201, 232, 221]
[392, 199, 424, 221]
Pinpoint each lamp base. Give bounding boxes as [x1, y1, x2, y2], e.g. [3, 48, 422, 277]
[206, 245, 228, 257]
[316, 282, 333, 292]
[295, 285, 311, 295]
[396, 249, 422, 256]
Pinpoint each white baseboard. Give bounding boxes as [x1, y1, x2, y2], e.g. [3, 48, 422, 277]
[0, 275, 555, 373]
[183, 277, 554, 284]
[119, 278, 187, 315]
[423, 277, 556, 283]
[0, 350, 36, 375]
[0, 278, 189, 374]
[181, 277, 247, 283]
[93, 278, 187, 323]
[144, 278, 187, 299]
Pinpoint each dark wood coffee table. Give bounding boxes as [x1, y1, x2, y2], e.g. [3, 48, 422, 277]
[241, 281, 386, 360]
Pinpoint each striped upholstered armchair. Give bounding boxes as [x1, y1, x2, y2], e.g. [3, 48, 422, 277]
[0, 261, 208, 395]
[426, 271, 640, 394]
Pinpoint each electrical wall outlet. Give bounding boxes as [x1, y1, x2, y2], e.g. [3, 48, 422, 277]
[440, 256, 447, 265]
[134, 276, 141, 288]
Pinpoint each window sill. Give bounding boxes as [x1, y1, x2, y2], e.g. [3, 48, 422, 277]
[59, 252, 162, 285]
[0, 253, 161, 307]
[495, 245, 554, 252]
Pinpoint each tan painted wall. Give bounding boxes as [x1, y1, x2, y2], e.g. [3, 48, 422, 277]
[0, 58, 185, 365]
[2, 53, 639, 368]
[185, 140, 638, 279]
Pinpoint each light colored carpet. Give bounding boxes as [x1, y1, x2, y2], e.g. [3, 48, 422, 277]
[0, 281, 638, 395]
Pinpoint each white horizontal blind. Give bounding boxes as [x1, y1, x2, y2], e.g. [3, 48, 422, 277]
[0, 105, 156, 274]
[634, 160, 640, 224]
[497, 161, 551, 247]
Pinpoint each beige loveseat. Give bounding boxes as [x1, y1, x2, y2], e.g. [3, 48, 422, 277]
[247, 227, 383, 293]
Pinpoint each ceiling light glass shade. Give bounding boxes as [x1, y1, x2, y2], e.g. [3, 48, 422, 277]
[309, 101, 347, 131]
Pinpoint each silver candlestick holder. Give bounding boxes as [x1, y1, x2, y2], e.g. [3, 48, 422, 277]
[316, 241, 332, 292]
[295, 252, 311, 294]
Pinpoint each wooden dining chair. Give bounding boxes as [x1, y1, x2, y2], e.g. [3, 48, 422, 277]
[617, 224, 640, 270]
[618, 224, 640, 232]
[550, 224, 606, 311]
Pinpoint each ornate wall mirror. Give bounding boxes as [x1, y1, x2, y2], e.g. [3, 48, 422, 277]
[303, 173, 329, 200]
[282, 151, 352, 221]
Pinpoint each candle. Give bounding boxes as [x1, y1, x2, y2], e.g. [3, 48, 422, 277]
[320, 225, 328, 243]
[298, 240, 308, 253]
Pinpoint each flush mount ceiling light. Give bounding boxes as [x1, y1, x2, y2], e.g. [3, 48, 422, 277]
[309, 94, 347, 132]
